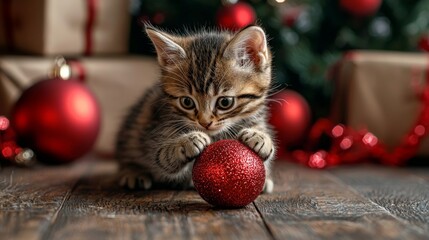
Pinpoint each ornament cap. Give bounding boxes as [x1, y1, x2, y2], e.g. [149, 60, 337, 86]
[51, 56, 72, 80]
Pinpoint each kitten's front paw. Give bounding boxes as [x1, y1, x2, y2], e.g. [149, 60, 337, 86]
[238, 128, 274, 161]
[156, 131, 211, 176]
[179, 131, 211, 161]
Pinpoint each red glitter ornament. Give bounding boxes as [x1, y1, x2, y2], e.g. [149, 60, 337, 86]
[340, 0, 382, 17]
[192, 139, 265, 208]
[11, 63, 100, 163]
[216, 2, 256, 31]
[269, 90, 311, 151]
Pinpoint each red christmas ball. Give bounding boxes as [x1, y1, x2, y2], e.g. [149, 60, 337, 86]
[282, 7, 303, 27]
[216, 2, 256, 31]
[192, 139, 265, 208]
[340, 0, 382, 17]
[269, 90, 311, 150]
[11, 78, 100, 163]
[418, 35, 429, 52]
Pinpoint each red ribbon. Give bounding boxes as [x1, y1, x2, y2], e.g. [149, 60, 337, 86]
[85, 0, 98, 56]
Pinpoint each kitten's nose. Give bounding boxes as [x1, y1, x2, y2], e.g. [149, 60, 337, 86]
[199, 121, 213, 129]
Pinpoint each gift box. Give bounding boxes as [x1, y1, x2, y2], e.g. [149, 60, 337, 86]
[0, 56, 159, 155]
[0, 0, 130, 55]
[332, 51, 429, 156]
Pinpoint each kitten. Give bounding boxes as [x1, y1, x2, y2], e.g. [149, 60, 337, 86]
[116, 25, 276, 193]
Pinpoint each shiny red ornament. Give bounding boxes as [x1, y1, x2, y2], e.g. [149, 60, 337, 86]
[268, 90, 311, 151]
[340, 0, 382, 17]
[11, 78, 100, 163]
[216, 2, 256, 31]
[192, 139, 265, 208]
[418, 35, 429, 52]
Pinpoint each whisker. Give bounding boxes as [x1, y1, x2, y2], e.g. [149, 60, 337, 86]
[268, 83, 286, 96]
[266, 98, 288, 105]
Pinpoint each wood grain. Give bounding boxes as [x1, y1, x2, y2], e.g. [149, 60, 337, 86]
[43, 161, 272, 240]
[330, 165, 429, 233]
[410, 167, 429, 182]
[253, 162, 428, 240]
[0, 159, 92, 240]
[1, 157, 429, 240]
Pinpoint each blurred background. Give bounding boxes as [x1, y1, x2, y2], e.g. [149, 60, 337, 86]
[1, 0, 429, 168]
[131, 0, 429, 116]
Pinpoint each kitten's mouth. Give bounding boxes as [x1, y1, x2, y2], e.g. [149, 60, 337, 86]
[195, 124, 223, 135]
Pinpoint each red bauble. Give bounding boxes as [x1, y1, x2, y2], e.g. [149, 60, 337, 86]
[192, 140, 265, 208]
[418, 35, 429, 52]
[216, 2, 256, 31]
[269, 90, 311, 150]
[340, 0, 382, 17]
[11, 78, 100, 163]
[282, 7, 303, 27]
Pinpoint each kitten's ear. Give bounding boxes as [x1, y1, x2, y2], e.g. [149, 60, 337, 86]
[223, 26, 269, 71]
[145, 26, 186, 68]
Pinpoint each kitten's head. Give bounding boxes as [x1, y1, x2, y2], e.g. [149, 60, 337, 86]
[146, 25, 272, 136]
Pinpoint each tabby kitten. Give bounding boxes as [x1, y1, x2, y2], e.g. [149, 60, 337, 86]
[116, 25, 276, 193]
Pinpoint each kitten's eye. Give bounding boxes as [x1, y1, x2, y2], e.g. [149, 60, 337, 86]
[217, 97, 235, 110]
[180, 97, 195, 110]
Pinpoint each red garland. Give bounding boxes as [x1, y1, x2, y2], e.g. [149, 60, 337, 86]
[85, 0, 98, 56]
[0, 115, 34, 166]
[289, 63, 429, 169]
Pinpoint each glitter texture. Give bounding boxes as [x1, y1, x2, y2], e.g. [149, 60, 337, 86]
[192, 139, 265, 208]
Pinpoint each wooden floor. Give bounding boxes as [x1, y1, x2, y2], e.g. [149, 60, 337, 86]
[1, 155, 429, 240]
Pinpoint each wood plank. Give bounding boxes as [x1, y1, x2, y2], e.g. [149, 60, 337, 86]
[44, 160, 273, 240]
[3, 156, 428, 240]
[0, 158, 92, 240]
[330, 165, 429, 233]
[409, 167, 429, 182]
[253, 161, 428, 240]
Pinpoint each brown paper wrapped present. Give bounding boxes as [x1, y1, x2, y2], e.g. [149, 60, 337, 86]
[332, 51, 429, 155]
[0, 56, 159, 155]
[0, 0, 130, 55]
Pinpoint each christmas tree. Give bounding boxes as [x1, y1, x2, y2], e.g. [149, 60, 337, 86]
[130, 0, 429, 118]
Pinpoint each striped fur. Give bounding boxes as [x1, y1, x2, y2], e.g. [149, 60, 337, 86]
[116, 25, 276, 192]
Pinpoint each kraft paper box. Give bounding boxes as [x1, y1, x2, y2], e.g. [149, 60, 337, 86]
[332, 51, 429, 155]
[0, 56, 159, 155]
[0, 0, 129, 55]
